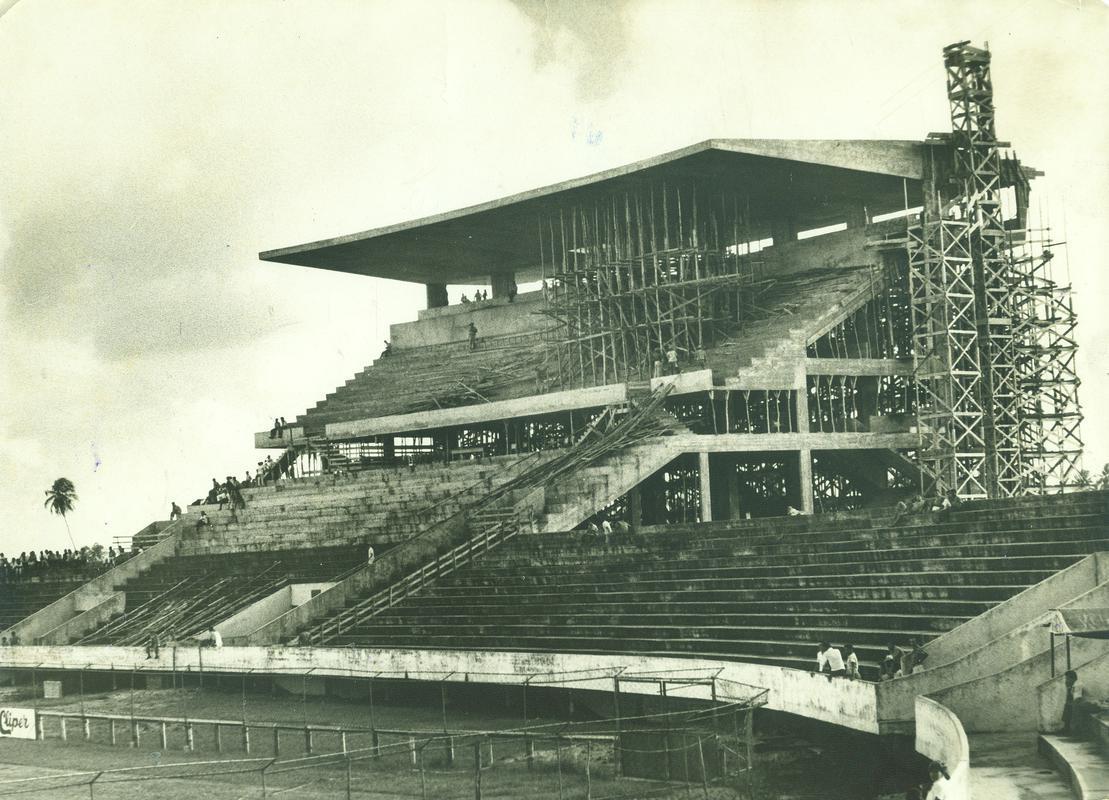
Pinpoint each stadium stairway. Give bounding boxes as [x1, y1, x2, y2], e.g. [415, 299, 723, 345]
[74, 545, 366, 646]
[300, 491, 1109, 680]
[284, 390, 686, 645]
[1039, 705, 1109, 799]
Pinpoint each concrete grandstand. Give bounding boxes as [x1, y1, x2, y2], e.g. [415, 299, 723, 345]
[1, 41, 1105, 799]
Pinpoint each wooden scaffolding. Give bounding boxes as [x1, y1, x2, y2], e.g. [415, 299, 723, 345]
[537, 182, 766, 389]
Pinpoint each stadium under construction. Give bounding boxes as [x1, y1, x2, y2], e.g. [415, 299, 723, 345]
[0, 41, 1105, 800]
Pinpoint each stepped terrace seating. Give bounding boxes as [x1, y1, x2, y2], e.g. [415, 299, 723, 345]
[704, 265, 881, 379]
[308, 491, 1109, 680]
[186, 455, 542, 554]
[297, 336, 547, 434]
[295, 266, 881, 435]
[1, 580, 91, 633]
[78, 545, 366, 646]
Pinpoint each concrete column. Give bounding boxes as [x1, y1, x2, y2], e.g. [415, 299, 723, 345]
[627, 485, 642, 530]
[698, 452, 713, 523]
[490, 271, 516, 299]
[846, 201, 869, 228]
[425, 282, 448, 309]
[727, 465, 742, 520]
[799, 449, 814, 514]
[770, 217, 798, 247]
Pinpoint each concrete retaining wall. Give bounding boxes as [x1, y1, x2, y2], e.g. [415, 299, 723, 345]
[1037, 648, 1109, 733]
[915, 697, 970, 800]
[395, 291, 552, 348]
[923, 554, 1107, 668]
[0, 644, 879, 734]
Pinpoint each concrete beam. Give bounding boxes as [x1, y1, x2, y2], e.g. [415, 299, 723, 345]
[324, 383, 627, 439]
[805, 358, 914, 377]
[665, 432, 918, 454]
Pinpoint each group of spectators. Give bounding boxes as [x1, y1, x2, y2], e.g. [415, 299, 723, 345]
[204, 476, 248, 512]
[815, 638, 929, 681]
[0, 546, 130, 584]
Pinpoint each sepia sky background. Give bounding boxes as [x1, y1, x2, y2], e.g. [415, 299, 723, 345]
[1, 0, 1106, 555]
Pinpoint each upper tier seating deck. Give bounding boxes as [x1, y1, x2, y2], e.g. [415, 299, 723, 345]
[311, 491, 1109, 679]
[295, 266, 883, 433]
[297, 336, 547, 433]
[78, 545, 366, 646]
[705, 265, 880, 378]
[187, 455, 543, 553]
[1, 580, 92, 633]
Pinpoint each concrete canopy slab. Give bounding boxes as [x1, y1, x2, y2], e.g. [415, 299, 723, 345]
[259, 139, 923, 285]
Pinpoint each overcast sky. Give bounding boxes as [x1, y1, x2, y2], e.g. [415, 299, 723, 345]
[1, 0, 1106, 555]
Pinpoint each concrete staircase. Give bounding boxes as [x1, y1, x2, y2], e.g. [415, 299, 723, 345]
[1039, 707, 1109, 799]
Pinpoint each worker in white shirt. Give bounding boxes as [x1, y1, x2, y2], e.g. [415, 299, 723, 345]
[924, 761, 950, 800]
[816, 641, 846, 677]
[843, 644, 860, 679]
[208, 626, 223, 648]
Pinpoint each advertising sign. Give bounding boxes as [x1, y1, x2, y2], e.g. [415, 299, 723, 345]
[0, 707, 36, 739]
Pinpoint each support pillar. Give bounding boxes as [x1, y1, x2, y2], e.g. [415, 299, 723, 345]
[698, 452, 712, 522]
[490, 271, 516, 300]
[799, 449, 814, 514]
[627, 485, 642, 530]
[426, 283, 448, 309]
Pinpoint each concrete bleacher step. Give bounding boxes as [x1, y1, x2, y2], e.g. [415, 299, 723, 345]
[1038, 733, 1109, 800]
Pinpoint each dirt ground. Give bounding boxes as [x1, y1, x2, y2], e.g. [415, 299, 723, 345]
[0, 686, 758, 799]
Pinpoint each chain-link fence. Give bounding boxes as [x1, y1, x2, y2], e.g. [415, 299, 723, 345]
[0, 664, 767, 798]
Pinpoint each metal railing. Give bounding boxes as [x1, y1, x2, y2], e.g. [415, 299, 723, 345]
[311, 514, 526, 644]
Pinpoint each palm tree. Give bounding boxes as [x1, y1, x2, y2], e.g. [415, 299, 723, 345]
[43, 477, 78, 550]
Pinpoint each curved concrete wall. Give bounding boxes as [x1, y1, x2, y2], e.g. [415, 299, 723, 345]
[0, 644, 880, 734]
[915, 697, 970, 800]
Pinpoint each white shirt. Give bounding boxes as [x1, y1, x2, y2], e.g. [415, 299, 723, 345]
[601, 520, 613, 534]
[817, 647, 845, 672]
[925, 775, 949, 800]
[210, 630, 223, 648]
[846, 652, 860, 676]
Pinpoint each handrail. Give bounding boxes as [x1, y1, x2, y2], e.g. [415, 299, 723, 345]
[302, 386, 675, 644]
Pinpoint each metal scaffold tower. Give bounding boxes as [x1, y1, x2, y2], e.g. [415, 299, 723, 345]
[909, 41, 1083, 498]
[537, 183, 764, 389]
[1012, 229, 1084, 491]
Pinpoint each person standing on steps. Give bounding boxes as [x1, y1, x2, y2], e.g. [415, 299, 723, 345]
[169, 502, 182, 521]
[843, 644, 860, 679]
[1062, 669, 1083, 734]
[816, 641, 846, 677]
[468, 322, 478, 351]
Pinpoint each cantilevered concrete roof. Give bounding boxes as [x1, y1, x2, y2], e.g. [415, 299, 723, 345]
[260, 138, 924, 285]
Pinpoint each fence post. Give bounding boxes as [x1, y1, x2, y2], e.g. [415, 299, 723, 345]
[473, 739, 482, 800]
[372, 729, 380, 758]
[214, 722, 222, 753]
[745, 707, 755, 800]
[419, 746, 428, 799]
[409, 736, 417, 768]
[340, 730, 348, 754]
[697, 737, 709, 800]
[88, 770, 103, 800]
[446, 734, 455, 766]
[556, 738, 564, 800]
[345, 755, 353, 800]
[273, 727, 280, 756]
[160, 721, 168, 750]
[585, 739, 592, 800]
[242, 723, 251, 754]
[60, 717, 67, 742]
[260, 758, 276, 799]
[109, 718, 116, 746]
[525, 735, 534, 771]
[304, 727, 313, 756]
[186, 721, 195, 752]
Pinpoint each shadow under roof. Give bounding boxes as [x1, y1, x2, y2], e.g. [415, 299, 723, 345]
[259, 138, 924, 285]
